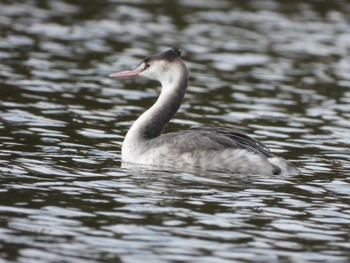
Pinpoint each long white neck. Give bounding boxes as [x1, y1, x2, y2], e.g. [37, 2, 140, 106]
[122, 60, 188, 156]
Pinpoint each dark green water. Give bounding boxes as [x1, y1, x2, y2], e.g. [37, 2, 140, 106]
[0, 0, 349, 262]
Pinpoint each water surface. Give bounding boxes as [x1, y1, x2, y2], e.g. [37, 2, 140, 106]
[0, 0, 350, 262]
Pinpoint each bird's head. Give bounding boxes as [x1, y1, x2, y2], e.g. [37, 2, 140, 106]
[109, 48, 183, 83]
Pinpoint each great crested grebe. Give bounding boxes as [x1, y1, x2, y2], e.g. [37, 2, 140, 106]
[110, 48, 297, 175]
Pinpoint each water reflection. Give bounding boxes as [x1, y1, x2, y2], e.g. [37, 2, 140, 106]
[1, 0, 350, 262]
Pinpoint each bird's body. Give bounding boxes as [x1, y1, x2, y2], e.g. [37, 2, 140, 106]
[110, 48, 297, 175]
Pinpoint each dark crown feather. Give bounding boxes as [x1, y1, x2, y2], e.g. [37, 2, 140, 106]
[159, 48, 181, 61]
[145, 48, 182, 63]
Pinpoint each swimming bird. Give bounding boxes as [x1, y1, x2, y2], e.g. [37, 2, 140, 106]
[109, 48, 297, 175]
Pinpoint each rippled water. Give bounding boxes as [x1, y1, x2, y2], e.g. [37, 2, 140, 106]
[1, 1, 350, 262]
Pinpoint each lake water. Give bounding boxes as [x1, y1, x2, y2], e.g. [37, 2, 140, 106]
[0, 0, 350, 262]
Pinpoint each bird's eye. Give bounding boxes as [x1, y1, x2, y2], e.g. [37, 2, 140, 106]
[145, 63, 151, 68]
